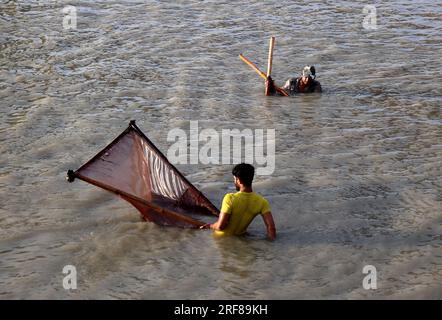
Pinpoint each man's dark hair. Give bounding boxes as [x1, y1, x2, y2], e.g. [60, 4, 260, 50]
[232, 163, 255, 187]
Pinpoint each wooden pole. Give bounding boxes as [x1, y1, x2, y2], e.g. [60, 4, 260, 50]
[265, 37, 275, 95]
[239, 54, 267, 79]
[239, 53, 289, 96]
[267, 36, 275, 77]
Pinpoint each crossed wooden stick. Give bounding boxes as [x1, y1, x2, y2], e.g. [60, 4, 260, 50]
[239, 37, 289, 96]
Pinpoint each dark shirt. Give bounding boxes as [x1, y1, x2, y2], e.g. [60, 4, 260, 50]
[282, 77, 322, 94]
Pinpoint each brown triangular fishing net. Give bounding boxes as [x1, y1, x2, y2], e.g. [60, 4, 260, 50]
[67, 120, 219, 228]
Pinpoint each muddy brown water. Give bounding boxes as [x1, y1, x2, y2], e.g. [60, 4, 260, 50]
[0, 1, 441, 298]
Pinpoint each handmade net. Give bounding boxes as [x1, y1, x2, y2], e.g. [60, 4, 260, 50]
[67, 121, 218, 228]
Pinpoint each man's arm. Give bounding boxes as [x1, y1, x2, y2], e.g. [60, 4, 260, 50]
[200, 212, 230, 230]
[265, 76, 277, 96]
[261, 211, 276, 240]
[211, 212, 230, 230]
[314, 81, 322, 93]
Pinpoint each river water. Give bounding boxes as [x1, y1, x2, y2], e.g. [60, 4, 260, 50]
[0, 0, 441, 299]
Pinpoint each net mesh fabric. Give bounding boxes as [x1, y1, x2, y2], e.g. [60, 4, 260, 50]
[74, 123, 218, 228]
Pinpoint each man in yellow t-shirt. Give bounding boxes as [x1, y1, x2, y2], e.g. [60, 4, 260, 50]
[201, 163, 276, 240]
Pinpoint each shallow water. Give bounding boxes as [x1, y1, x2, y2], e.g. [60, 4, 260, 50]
[0, 0, 441, 299]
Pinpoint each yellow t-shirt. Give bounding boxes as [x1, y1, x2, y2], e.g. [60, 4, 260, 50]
[214, 191, 271, 236]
